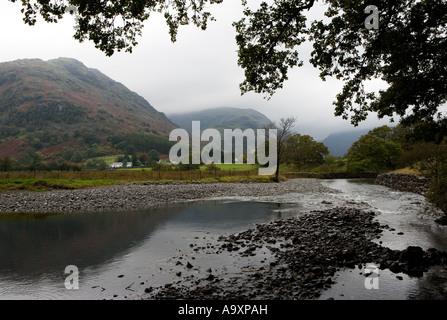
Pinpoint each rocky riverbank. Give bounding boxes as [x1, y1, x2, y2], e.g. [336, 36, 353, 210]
[0, 179, 335, 214]
[2, 178, 446, 300]
[376, 173, 447, 225]
[375, 173, 431, 196]
[144, 207, 447, 300]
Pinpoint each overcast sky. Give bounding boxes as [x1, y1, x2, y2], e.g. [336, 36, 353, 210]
[0, 1, 397, 140]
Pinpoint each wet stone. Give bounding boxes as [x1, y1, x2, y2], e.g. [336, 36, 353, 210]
[144, 207, 447, 300]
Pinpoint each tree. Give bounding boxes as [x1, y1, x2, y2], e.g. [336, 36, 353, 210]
[122, 158, 129, 169]
[11, 0, 447, 128]
[70, 151, 83, 163]
[30, 152, 44, 171]
[266, 117, 297, 181]
[418, 139, 447, 214]
[138, 153, 150, 166]
[81, 130, 101, 146]
[131, 153, 140, 167]
[2, 157, 11, 171]
[0, 157, 17, 172]
[235, 0, 447, 127]
[11, 0, 223, 56]
[368, 126, 394, 141]
[284, 134, 329, 168]
[148, 149, 160, 162]
[97, 159, 107, 171]
[346, 127, 402, 173]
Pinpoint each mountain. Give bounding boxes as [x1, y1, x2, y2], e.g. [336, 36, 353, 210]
[0, 58, 177, 160]
[167, 107, 273, 133]
[321, 128, 372, 157]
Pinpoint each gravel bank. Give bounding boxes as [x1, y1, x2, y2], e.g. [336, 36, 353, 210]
[145, 207, 447, 300]
[0, 179, 335, 214]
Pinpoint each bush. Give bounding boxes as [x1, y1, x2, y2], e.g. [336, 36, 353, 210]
[418, 140, 447, 214]
[153, 163, 173, 171]
[177, 163, 200, 171]
[426, 178, 447, 214]
[347, 158, 378, 173]
[204, 163, 221, 171]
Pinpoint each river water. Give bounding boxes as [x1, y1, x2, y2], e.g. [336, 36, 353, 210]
[0, 179, 446, 300]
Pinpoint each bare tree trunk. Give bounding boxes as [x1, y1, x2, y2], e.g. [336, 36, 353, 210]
[267, 117, 297, 182]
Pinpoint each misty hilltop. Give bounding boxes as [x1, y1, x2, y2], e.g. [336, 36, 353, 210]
[321, 129, 372, 157]
[0, 58, 177, 159]
[167, 107, 273, 133]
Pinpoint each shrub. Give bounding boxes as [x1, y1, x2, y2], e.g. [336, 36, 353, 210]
[426, 178, 447, 214]
[204, 163, 221, 171]
[418, 140, 447, 214]
[153, 163, 173, 171]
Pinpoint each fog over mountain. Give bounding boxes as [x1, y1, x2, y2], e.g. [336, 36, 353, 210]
[168, 107, 273, 133]
[320, 129, 372, 157]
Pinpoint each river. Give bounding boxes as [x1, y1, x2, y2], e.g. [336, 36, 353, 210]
[0, 179, 445, 300]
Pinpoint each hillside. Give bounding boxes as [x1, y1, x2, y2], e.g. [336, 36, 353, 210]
[0, 58, 177, 162]
[168, 107, 273, 133]
[321, 129, 371, 157]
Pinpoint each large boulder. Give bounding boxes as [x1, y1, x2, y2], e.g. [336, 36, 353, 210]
[399, 246, 425, 266]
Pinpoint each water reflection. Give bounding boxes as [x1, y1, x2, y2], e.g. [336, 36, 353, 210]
[0, 207, 181, 280]
[0, 200, 284, 299]
[0, 180, 446, 300]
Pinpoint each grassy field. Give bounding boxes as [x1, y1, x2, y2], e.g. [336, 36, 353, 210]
[0, 161, 347, 192]
[88, 155, 121, 165]
[117, 167, 153, 171]
[201, 163, 260, 171]
[0, 161, 385, 193]
[0, 165, 270, 192]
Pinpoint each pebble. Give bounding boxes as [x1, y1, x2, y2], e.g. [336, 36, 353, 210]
[375, 173, 431, 196]
[146, 207, 447, 300]
[0, 179, 336, 214]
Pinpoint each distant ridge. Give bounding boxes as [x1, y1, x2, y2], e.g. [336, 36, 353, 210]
[167, 107, 273, 133]
[321, 128, 372, 157]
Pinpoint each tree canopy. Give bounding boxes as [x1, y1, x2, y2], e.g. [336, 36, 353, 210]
[234, 0, 447, 126]
[284, 134, 329, 167]
[346, 125, 403, 173]
[11, 0, 223, 56]
[10, 0, 447, 127]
